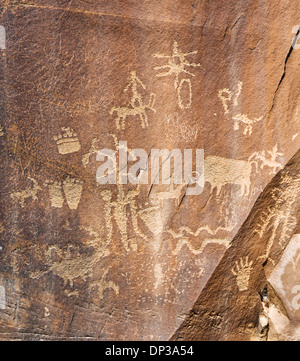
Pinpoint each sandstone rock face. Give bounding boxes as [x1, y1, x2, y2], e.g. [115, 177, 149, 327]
[0, 0, 299, 341]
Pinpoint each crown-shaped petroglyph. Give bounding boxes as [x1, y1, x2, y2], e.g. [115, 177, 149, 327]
[54, 127, 81, 155]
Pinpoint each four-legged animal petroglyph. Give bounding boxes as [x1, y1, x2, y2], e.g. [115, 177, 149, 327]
[110, 71, 156, 130]
[10, 177, 41, 207]
[205, 156, 253, 197]
[233, 114, 263, 136]
[150, 180, 187, 206]
[218, 81, 263, 136]
[204, 148, 284, 198]
[30, 226, 117, 299]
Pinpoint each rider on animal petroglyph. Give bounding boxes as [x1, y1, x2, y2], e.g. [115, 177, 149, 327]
[248, 145, 283, 174]
[110, 71, 156, 130]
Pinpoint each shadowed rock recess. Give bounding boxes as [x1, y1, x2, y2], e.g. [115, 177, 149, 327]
[0, 0, 299, 341]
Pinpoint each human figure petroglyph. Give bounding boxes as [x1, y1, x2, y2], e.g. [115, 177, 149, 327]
[154, 40, 201, 110]
[255, 174, 300, 262]
[99, 136, 148, 251]
[233, 113, 263, 136]
[231, 257, 254, 292]
[110, 71, 156, 130]
[101, 184, 146, 252]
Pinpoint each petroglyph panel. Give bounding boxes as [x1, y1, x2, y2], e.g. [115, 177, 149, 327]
[0, 0, 299, 342]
